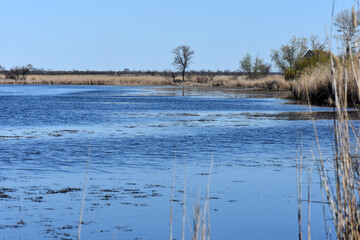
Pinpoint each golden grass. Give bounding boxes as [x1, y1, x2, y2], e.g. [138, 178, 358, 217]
[312, 61, 360, 239]
[295, 62, 360, 238]
[0, 74, 173, 86]
[177, 74, 290, 90]
[297, 3, 360, 238]
[220, 75, 290, 90]
[291, 64, 359, 106]
[0, 73, 290, 91]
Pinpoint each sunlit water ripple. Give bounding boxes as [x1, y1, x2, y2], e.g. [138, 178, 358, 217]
[0, 85, 350, 239]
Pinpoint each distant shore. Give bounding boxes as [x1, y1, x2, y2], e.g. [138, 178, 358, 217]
[0, 74, 289, 89]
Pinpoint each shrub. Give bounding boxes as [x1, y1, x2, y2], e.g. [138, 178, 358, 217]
[5, 66, 30, 80]
[285, 68, 296, 80]
[285, 50, 337, 80]
[196, 76, 209, 83]
[296, 50, 332, 71]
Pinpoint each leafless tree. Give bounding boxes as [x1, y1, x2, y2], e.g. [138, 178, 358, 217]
[310, 35, 328, 51]
[26, 63, 36, 72]
[334, 7, 360, 55]
[5, 66, 30, 80]
[172, 45, 194, 81]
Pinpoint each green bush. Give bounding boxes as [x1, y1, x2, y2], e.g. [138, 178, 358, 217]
[296, 50, 331, 70]
[285, 68, 296, 80]
[284, 50, 333, 80]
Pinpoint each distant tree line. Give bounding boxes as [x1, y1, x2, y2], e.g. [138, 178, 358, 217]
[0, 63, 281, 81]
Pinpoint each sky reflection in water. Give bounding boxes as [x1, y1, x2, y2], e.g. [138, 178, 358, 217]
[0, 85, 345, 239]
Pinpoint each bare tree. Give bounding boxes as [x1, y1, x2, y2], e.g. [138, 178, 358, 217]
[5, 66, 30, 80]
[310, 35, 328, 51]
[334, 7, 360, 55]
[172, 45, 194, 81]
[26, 63, 36, 73]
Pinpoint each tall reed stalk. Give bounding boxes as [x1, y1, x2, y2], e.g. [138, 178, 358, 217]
[170, 158, 213, 240]
[302, 1, 360, 239]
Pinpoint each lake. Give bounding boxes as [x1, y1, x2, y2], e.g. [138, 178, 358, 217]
[0, 85, 340, 239]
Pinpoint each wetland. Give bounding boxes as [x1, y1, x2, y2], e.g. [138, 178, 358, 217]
[0, 85, 348, 239]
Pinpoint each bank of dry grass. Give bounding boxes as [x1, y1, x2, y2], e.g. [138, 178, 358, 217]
[0, 74, 291, 91]
[218, 75, 290, 90]
[291, 64, 359, 106]
[0, 74, 174, 86]
[181, 74, 289, 90]
[308, 60, 360, 239]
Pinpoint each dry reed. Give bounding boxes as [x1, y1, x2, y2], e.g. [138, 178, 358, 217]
[77, 143, 91, 240]
[219, 75, 290, 90]
[291, 64, 359, 106]
[300, 1, 360, 239]
[0, 74, 291, 91]
[0, 74, 173, 86]
[170, 158, 213, 240]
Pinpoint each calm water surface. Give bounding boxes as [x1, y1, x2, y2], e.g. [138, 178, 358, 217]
[0, 85, 343, 239]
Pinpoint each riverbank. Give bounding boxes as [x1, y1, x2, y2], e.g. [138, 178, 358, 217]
[2, 72, 356, 107]
[0, 74, 289, 89]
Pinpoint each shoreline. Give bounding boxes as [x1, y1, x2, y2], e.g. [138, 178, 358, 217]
[0, 76, 294, 103]
[0, 73, 288, 88]
[0, 74, 352, 108]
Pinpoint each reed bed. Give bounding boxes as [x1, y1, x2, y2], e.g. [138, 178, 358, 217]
[0, 74, 173, 86]
[297, 2, 360, 239]
[0, 73, 291, 91]
[309, 63, 360, 239]
[180, 74, 290, 90]
[225, 75, 290, 90]
[291, 64, 359, 106]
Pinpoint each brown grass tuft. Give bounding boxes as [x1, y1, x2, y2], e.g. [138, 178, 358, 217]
[291, 64, 359, 106]
[0, 74, 174, 86]
[0, 74, 290, 91]
[227, 75, 290, 90]
[179, 74, 289, 90]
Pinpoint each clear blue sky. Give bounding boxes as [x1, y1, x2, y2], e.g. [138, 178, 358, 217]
[0, 0, 356, 71]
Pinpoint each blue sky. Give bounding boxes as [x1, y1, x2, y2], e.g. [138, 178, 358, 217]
[0, 0, 356, 71]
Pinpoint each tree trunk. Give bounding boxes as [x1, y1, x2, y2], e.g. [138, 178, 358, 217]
[182, 70, 185, 81]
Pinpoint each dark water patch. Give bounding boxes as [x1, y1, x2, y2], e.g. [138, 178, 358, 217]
[25, 196, 44, 202]
[46, 188, 81, 194]
[0, 193, 11, 199]
[244, 110, 360, 120]
[100, 189, 119, 193]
